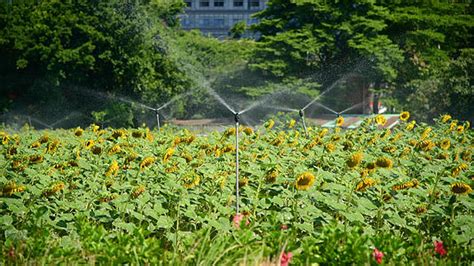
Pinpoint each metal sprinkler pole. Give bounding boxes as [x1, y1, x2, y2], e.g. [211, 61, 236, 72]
[299, 109, 308, 138]
[155, 109, 160, 131]
[234, 112, 240, 214]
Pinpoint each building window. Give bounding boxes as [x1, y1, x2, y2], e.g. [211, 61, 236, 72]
[214, 0, 224, 7]
[233, 0, 243, 7]
[250, 0, 259, 7]
[202, 18, 210, 27]
[213, 18, 225, 27]
[200, 1, 210, 7]
[185, 0, 192, 7]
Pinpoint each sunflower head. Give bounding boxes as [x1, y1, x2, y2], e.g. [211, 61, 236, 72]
[91, 146, 102, 155]
[355, 178, 376, 191]
[406, 121, 416, 131]
[325, 143, 336, 153]
[400, 111, 410, 121]
[85, 140, 95, 149]
[295, 172, 316, 191]
[224, 127, 236, 137]
[288, 119, 296, 128]
[108, 144, 121, 155]
[131, 185, 146, 198]
[29, 154, 44, 164]
[375, 157, 393, 168]
[456, 125, 464, 134]
[105, 160, 119, 177]
[375, 114, 386, 126]
[132, 130, 143, 138]
[140, 156, 155, 170]
[440, 139, 450, 150]
[265, 119, 275, 129]
[163, 148, 175, 162]
[440, 114, 452, 123]
[451, 183, 472, 195]
[243, 126, 254, 135]
[336, 116, 344, 127]
[265, 168, 278, 183]
[346, 152, 363, 168]
[319, 128, 329, 137]
[183, 173, 201, 189]
[74, 127, 84, 137]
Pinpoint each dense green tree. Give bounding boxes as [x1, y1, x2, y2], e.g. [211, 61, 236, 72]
[250, 0, 473, 121]
[383, 3, 473, 121]
[0, 0, 189, 111]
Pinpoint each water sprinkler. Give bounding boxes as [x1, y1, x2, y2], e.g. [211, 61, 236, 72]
[155, 108, 160, 131]
[299, 109, 309, 138]
[234, 111, 240, 214]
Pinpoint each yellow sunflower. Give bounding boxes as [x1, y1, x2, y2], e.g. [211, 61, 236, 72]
[163, 148, 175, 162]
[375, 157, 393, 168]
[375, 114, 386, 126]
[421, 127, 432, 139]
[295, 172, 316, 191]
[355, 178, 376, 191]
[265, 169, 278, 183]
[346, 152, 363, 168]
[319, 128, 329, 137]
[440, 114, 451, 123]
[224, 127, 236, 137]
[286, 119, 295, 129]
[336, 116, 344, 127]
[105, 160, 119, 177]
[440, 139, 450, 150]
[108, 144, 121, 155]
[400, 111, 410, 121]
[243, 126, 254, 135]
[406, 121, 416, 131]
[140, 157, 155, 171]
[451, 183, 472, 195]
[183, 173, 201, 189]
[74, 127, 83, 137]
[457, 125, 464, 134]
[265, 119, 275, 129]
[29, 154, 44, 164]
[131, 185, 146, 198]
[325, 143, 336, 153]
[85, 140, 95, 149]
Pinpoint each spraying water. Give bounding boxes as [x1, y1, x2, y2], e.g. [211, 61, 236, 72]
[314, 102, 338, 115]
[340, 102, 363, 114]
[302, 78, 344, 111]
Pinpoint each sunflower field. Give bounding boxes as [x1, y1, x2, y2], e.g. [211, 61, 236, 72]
[0, 114, 473, 264]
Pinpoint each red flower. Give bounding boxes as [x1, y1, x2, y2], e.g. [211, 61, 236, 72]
[232, 213, 249, 228]
[372, 248, 384, 264]
[280, 251, 293, 266]
[434, 240, 447, 256]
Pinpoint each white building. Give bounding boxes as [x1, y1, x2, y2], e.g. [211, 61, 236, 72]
[180, 0, 268, 38]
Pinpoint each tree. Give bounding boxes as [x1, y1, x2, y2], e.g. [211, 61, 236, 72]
[0, 0, 189, 112]
[250, 0, 404, 113]
[250, 0, 473, 120]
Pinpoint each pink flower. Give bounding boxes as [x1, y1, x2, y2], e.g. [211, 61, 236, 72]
[232, 213, 249, 228]
[280, 251, 293, 266]
[280, 224, 288, 230]
[434, 240, 447, 256]
[372, 248, 384, 264]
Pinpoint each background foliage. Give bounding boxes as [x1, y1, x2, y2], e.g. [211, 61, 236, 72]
[0, 0, 472, 125]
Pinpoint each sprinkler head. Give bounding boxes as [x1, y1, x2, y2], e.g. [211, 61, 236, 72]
[299, 109, 304, 117]
[336, 112, 341, 117]
[234, 112, 240, 123]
